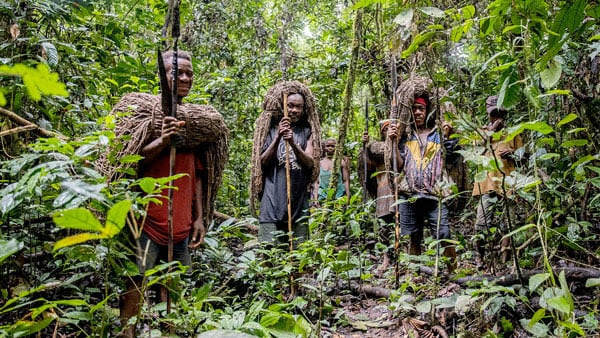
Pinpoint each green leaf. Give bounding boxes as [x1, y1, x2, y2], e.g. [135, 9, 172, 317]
[53, 233, 105, 251]
[41, 42, 59, 67]
[497, 69, 520, 109]
[119, 154, 143, 164]
[460, 5, 475, 19]
[351, 0, 383, 9]
[538, 153, 559, 160]
[547, 296, 571, 314]
[557, 113, 578, 127]
[260, 311, 281, 327]
[585, 278, 600, 287]
[529, 273, 550, 292]
[416, 301, 431, 313]
[540, 58, 562, 89]
[53, 208, 103, 232]
[537, 0, 586, 70]
[419, 7, 445, 18]
[139, 177, 156, 194]
[402, 31, 436, 58]
[560, 139, 588, 148]
[547, 0, 586, 50]
[529, 308, 546, 327]
[0, 239, 24, 264]
[9, 317, 55, 337]
[450, 25, 463, 42]
[520, 318, 549, 337]
[0, 63, 68, 101]
[505, 121, 554, 142]
[104, 200, 131, 237]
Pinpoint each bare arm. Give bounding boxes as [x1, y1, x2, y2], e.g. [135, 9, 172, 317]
[140, 116, 184, 165]
[386, 124, 405, 171]
[188, 174, 205, 249]
[342, 157, 351, 201]
[289, 132, 315, 171]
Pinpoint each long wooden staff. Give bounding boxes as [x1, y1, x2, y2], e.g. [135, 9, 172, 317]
[283, 93, 293, 252]
[166, 0, 181, 316]
[283, 92, 296, 299]
[362, 96, 369, 203]
[390, 55, 401, 288]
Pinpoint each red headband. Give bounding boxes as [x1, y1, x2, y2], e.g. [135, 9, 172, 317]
[414, 97, 427, 107]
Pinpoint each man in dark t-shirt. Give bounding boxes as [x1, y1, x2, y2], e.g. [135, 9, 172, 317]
[258, 93, 315, 245]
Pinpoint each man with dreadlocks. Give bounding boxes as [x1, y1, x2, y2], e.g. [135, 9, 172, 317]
[105, 50, 228, 336]
[250, 81, 321, 246]
[387, 80, 460, 273]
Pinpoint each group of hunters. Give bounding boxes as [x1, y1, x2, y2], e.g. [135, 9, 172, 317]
[107, 50, 524, 335]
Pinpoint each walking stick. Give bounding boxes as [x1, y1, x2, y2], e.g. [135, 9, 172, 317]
[362, 97, 369, 203]
[158, 0, 180, 316]
[390, 55, 401, 289]
[283, 94, 294, 252]
[283, 92, 296, 298]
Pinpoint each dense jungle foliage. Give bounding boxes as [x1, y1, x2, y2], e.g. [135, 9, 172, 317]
[1, 0, 600, 336]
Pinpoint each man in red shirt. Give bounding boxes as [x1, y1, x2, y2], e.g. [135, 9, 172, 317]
[116, 50, 227, 336]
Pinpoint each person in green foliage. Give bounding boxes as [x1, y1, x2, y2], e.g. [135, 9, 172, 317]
[109, 50, 228, 337]
[472, 95, 524, 269]
[250, 81, 321, 247]
[387, 94, 459, 273]
[360, 121, 395, 274]
[312, 138, 350, 205]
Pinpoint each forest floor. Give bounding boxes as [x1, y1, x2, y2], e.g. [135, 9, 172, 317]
[320, 255, 534, 337]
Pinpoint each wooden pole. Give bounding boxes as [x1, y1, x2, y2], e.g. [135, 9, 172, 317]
[283, 92, 295, 298]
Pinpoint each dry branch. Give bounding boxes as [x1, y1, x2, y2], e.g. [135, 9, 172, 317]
[0, 125, 36, 138]
[0, 106, 62, 138]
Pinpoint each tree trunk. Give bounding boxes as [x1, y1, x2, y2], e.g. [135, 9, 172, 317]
[327, 9, 363, 196]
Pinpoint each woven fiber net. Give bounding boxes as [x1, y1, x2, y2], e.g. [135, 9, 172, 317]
[96, 92, 229, 224]
[250, 81, 321, 216]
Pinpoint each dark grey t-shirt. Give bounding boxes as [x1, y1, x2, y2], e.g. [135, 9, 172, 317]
[259, 123, 312, 224]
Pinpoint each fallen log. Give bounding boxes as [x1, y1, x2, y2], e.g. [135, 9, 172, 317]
[453, 267, 600, 286]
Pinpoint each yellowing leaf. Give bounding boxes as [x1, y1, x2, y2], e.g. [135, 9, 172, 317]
[53, 233, 105, 251]
[104, 200, 131, 237]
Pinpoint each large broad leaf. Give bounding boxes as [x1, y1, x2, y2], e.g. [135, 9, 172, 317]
[53, 208, 103, 232]
[0, 238, 24, 264]
[540, 57, 562, 89]
[496, 68, 520, 109]
[538, 0, 587, 70]
[104, 200, 132, 237]
[505, 121, 554, 142]
[53, 233, 105, 251]
[547, 0, 587, 49]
